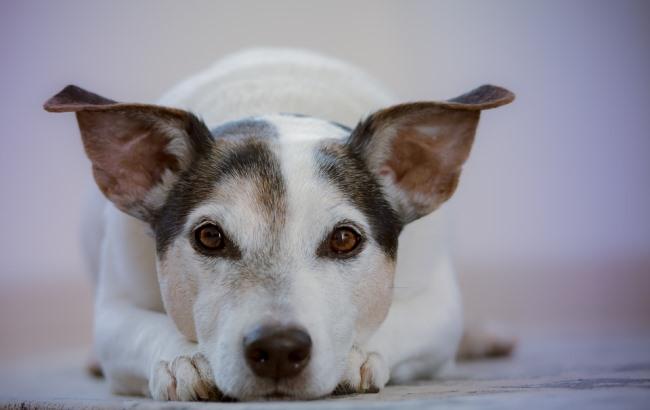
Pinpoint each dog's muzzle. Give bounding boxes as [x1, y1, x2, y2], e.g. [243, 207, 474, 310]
[243, 325, 312, 380]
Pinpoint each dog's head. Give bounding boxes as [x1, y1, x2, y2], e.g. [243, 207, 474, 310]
[45, 84, 512, 399]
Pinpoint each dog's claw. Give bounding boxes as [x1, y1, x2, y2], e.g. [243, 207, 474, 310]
[334, 347, 389, 395]
[149, 353, 222, 401]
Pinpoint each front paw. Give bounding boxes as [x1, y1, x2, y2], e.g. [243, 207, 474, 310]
[149, 352, 222, 401]
[334, 346, 389, 395]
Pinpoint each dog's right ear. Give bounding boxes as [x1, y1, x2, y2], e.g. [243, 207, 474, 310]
[346, 85, 514, 223]
[44, 85, 212, 222]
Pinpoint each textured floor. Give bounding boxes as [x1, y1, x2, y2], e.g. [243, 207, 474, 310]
[1, 332, 649, 409]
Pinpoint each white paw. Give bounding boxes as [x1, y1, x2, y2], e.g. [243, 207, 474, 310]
[334, 346, 389, 395]
[149, 353, 222, 401]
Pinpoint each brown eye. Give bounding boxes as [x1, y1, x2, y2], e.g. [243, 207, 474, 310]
[329, 226, 361, 255]
[194, 223, 225, 252]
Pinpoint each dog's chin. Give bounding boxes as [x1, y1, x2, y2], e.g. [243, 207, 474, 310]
[225, 377, 337, 402]
[225, 389, 319, 402]
[230, 383, 333, 402]
[262, 390, 324, 401]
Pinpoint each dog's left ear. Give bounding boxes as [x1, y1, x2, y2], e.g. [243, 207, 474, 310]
[44, 85, 212, 222]
[347, 85, 514, 223]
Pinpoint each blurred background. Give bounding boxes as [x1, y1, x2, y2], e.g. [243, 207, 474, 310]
[1, 0, 648, 363]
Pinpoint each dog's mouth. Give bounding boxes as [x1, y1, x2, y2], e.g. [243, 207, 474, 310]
[264, 391, 293, 401]
[218, 390, 298, 402]
[256, 385, 326, 401]
[261, 388, 312, 401]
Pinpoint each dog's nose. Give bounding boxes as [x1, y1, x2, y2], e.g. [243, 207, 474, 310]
[243, 325, 312, 379]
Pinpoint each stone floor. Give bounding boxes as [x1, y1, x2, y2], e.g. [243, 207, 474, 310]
[1, 331, 649, 409]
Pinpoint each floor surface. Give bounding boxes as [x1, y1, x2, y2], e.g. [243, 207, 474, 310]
[1, 332, 649, 409]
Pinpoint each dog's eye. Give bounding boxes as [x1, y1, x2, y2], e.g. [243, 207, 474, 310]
[194, 223, 225, 252]
[329, 226, 361, 256]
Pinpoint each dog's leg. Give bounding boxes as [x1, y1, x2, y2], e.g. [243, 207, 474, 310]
[94, 301, 221, 400]
[92, 207, 221, 401]
[336, 285, 461, 393]
[362, 261, 464, 384]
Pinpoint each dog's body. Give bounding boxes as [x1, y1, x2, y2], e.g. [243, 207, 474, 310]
[47, 49, 513, 400]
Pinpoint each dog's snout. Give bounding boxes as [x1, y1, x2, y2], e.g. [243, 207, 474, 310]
[243, 325, 312, 379]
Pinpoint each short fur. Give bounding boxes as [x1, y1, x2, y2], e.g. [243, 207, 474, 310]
[44, 48, 514, 401]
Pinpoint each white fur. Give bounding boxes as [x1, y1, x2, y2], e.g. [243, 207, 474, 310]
[157, 48, 394, 128]
[88, 48, 463, 399]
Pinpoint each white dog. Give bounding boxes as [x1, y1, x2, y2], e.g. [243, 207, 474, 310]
[44, 49, 514, 401]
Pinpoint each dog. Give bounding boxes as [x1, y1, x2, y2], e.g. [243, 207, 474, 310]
[44, 49, 514, 401]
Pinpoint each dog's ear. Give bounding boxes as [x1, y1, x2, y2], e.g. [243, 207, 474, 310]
[44, 85, 212, 222]
[347, 85, 514, 223]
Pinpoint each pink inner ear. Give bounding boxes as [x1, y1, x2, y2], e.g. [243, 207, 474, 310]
[384, 127, 443, 197]
[78, 111, 180, 215]
[380, 111, 477, 216]
[378, 166, 395, 177]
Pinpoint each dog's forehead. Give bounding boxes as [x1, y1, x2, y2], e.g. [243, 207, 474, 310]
[263, 114, 400, 259]
[210, 117, 278, 140]
[155, 114, 400, 258]
[263, 114, 351, 142]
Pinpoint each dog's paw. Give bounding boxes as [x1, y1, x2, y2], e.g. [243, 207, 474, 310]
[457, 324, 516, 360]
[334, 346, 389, 395]
[149, 353, 222, 401]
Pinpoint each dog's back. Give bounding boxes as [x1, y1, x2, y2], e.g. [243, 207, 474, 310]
[157, 48, 394, 128]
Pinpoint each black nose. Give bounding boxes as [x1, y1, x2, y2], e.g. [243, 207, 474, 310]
[243, 325, 312, 379]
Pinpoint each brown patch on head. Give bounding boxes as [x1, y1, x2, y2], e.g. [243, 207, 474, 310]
[44, 85, 213, 221]
[316, 142, 402, 259]
[347, 85, 514, 223]
[154, 133, 286, 256]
